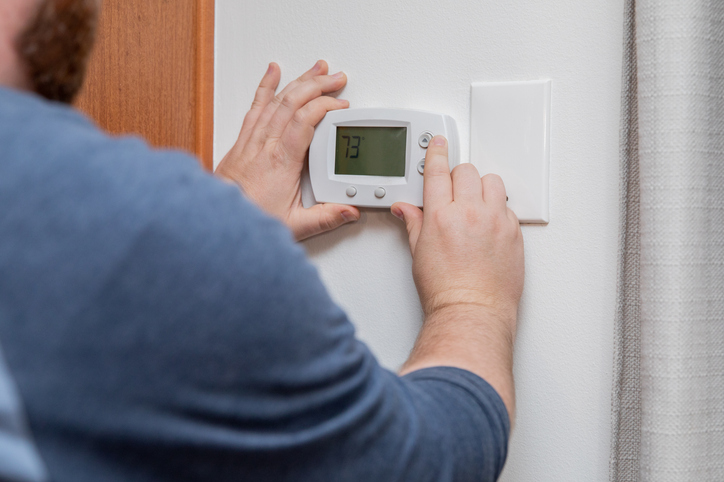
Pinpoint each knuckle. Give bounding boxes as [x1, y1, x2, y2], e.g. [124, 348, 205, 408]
[250, 98, 265, 110]
[483, 173, 504, 187]
[281, 92, 301, 110]
[463, 205, 482, 225]
[452, 163, 478, 179]
[485, 213, 504, 235]
[291, 109, 308, 127]
[425, 157, 450, 176]
[432, 209, 449, 227]
[285, 79, 301, 91]
[454, 163, 477, 174]
[269, 143, 288, 167]
[318, 214, 339, 233]
[282, 129, 307, 153]
[242, 110, 256, 125]
[305, 82, 324, 98]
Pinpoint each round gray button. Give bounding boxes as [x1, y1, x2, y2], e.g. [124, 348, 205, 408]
[417, 159, 425, 175]
[346, 186, 357, 197]
[374, 187, 386, 199]
[418, 132, 434, 148]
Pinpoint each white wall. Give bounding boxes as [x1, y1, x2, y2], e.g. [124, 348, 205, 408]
[214, 1, 624, 480]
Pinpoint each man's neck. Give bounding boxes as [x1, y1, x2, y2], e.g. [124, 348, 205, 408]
[0, 52, 30, 92]
[0, 0, 36, 92]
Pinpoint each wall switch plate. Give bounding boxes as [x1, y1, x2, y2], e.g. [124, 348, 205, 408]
[470, 80, 551, 224]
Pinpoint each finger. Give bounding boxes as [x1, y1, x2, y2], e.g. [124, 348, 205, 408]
[253, 60, 329, 136]
[278, 96, 349, 161]
[422, 136, 453, 212]
[291, 203, 360, 241]
[238, 63, 281, 146]
[481, 173, 508, 212]
[266, 73, 347, 139]
[391, 202, 423, 254]
[450, 163, 482, 204]
[275, 59, 329, 102]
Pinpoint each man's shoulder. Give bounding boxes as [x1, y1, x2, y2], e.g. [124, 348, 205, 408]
[0, 86, 200, 191]
[0, 87, 244, 230]
[0, 87, 307, 334]
[0, 86, 294, 277]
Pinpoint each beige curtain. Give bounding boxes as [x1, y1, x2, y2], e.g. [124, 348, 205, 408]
[610, 1, 724, 480]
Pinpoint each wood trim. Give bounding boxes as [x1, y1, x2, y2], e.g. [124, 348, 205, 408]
[76, 1, 215, 169]
[196, 0, 215, 171]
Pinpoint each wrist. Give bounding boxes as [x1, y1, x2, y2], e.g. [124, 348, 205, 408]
[423, 302, 517, 342]
[214, 170, 244, 191]
[401, 301, 517, 422]
[214, 160, 242, 186]
[422, 289, 518, 325]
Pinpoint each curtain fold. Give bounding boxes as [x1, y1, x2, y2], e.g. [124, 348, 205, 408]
[610, 0, 642, 480]
[612, 1, 724, 480]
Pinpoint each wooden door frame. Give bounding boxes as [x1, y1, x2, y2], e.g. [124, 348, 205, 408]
[196, 0, 215, 170]
[76, 0, 215, 170]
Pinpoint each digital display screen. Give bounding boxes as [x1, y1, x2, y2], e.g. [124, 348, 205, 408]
[334, 126, 407, 177]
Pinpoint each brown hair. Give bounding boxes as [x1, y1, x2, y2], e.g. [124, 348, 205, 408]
[15, 0, 99, 103]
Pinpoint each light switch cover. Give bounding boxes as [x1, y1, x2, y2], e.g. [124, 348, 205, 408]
[470, 80, 551, 224]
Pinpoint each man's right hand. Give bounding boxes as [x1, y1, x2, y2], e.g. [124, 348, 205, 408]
[392, 135, 524, 423]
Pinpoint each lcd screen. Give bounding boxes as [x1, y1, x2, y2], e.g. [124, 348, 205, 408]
[335, 126, 407, 177]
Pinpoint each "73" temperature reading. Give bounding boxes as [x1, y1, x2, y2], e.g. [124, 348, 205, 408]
[342, 135, 364, 159]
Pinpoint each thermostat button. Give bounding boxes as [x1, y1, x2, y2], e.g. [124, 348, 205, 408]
[374, 187, 386, 199]
[418, 131, 434, 148]
[345, 186, 357, 197]
[417, 159, 425, 175]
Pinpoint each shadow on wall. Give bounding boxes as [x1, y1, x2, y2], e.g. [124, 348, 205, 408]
[302, 210, 409, 258]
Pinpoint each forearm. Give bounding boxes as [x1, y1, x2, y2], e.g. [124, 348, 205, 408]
[400, 304, 516, 426]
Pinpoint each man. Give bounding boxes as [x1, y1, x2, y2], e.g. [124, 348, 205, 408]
[0, 0, 524, 481]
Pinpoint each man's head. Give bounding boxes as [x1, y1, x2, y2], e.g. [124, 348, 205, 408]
[0, 0, 99, 103]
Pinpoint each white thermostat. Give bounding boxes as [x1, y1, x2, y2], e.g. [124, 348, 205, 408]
[309, 108, 459, 207]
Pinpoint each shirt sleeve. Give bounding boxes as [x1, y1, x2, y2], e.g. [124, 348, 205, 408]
[400, 367, 510, 481]
[0, 122, 509, 482]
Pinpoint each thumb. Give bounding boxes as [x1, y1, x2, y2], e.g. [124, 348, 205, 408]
[391, 202, 423, 254]
[291, 203, 360, 241]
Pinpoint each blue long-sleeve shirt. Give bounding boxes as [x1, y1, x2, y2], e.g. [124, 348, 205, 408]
[0, 87, 509, 482]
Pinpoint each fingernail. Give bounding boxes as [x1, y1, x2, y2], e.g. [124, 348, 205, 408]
[338, 98, 349, 106]
[312, 60, 322, 71]
[431, 136, 446, 147]
[266, 63, 274, 75]
[391, 207, 404, 220]
[332, 71, 345, 79]
[341, 211, 358, 223]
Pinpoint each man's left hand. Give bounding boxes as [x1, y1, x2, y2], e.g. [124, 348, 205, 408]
[215, 60, 359, 241]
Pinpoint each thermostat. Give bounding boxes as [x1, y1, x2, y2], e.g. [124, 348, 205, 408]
[309, 108, 459, 207]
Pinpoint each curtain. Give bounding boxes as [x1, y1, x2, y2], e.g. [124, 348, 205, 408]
[611, 1, 724, 481]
